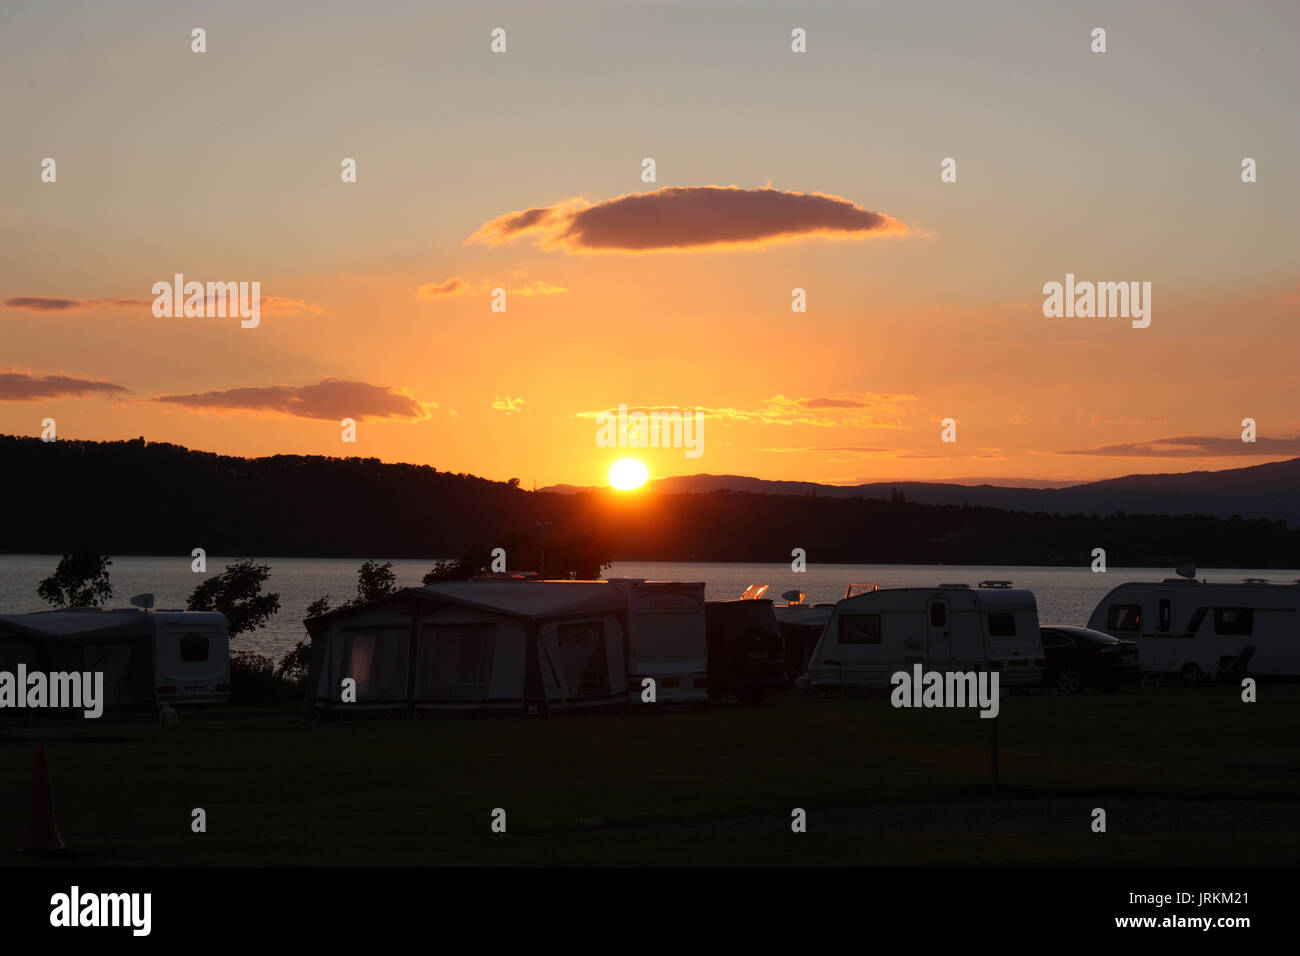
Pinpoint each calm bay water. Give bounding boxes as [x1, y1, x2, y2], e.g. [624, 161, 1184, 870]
[2, 555, 1294, 661]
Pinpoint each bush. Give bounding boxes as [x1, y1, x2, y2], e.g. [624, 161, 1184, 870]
[229, 649, 301, 705]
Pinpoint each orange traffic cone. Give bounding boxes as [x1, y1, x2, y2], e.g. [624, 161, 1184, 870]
[19, 745, 65, 854]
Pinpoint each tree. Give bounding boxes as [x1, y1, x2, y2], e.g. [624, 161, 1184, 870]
[37, 550, 113, 608]
[549, 530, 614, 580]
[353, 559, 398, 605]
[276, 594, 330, 686]
[186, 559, 281, 638]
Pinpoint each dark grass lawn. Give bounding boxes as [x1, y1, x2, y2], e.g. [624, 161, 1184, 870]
[3, 684, 1297, 866]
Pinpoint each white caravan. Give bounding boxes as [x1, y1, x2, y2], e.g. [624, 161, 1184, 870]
[608, 579, 709, 706]
[795, 584, 1045, 690]
[0, 608, 230, 710]
[1088, 577, 1300, 681]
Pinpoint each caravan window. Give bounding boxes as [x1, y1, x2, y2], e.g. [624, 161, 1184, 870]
[1213, 608, 1253, 636]
[987, 613, 1017, 637]
[1107, 604, 1143, 631]
[929, 603, 947, 628]
[416, 624, 496, 698]
[840, 614, 881, 644]
[180, 633, 210, 661]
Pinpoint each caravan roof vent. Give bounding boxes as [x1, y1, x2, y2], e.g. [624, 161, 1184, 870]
[740, 584, 770, 601]
[1243, 577, 1269, 584]
[938, 583, 971, 589]
[978, 580, 1013, 588]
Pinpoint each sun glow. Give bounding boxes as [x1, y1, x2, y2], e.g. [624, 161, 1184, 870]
[608, 457, 649, 490]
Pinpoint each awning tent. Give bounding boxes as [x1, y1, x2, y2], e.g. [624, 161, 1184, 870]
[0, 610, 156, 715]
[303, 582, 630, 718]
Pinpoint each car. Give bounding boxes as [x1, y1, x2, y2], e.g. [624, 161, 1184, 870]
[1038, 625, 1140, 694]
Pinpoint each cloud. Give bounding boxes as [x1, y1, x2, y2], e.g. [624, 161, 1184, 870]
[2, 296, 150, 311]
[149, 378, 434, 422]
[1053, 435, 1300, 457]
[3, 294, 322, 315]
[260, 297, 323, 315]
[417, 278, 468, 299]
[467, 185, 907, 254]
[576, 393, 917, 429]
[492, 396, 526, 414]
[0, 369, 129, 401]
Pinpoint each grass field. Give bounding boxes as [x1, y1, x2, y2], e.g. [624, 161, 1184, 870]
[4, 684, 1298, 866]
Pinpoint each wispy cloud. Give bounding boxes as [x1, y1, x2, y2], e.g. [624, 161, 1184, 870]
[417, 278, 469, 299]
[1053, 435, 1300, 457]
[468, 185, 907, 254]
[576, 393, 917, 429]
[492, 396, 526, 414]
[3, 294, 322, 315]
[2, 296, 150, 311]
[149, 378, 434, 422]
[0, 369, 129, 401]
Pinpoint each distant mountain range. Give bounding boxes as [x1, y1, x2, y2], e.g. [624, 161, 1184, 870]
[542, 457, 1300, 526]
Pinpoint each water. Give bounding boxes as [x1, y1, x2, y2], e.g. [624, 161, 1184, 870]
[2, 555, 1294, 662]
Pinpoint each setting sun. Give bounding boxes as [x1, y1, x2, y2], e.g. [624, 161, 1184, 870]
[608, 457, 649, 490]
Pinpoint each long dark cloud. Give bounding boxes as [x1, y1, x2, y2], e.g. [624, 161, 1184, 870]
[1055, 435, 1300, 457]
[0, 370, 129, 401]
[149, 378, 433, 422]
[2, 297, 151, 311]
[468, 185, 906, 253]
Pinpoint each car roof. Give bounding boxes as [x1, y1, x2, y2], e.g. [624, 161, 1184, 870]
[1041, 624, 1124, 642]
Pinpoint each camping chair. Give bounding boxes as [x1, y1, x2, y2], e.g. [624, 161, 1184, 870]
[1215, 645, 1256, 684]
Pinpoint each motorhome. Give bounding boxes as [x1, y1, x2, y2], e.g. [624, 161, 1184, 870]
[795, 584, 1045, 691]
[609, 579, 709, 707]
[0, 607, 231, 714]
[1088, 576, 1300, 682]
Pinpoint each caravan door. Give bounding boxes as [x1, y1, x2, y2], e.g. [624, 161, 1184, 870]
[926, 598, 951, 667]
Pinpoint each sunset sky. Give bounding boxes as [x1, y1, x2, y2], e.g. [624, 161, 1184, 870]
[2, 0, 1297, 489]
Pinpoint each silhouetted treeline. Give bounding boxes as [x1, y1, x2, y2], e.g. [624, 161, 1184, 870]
[2, 436, 1296, 568]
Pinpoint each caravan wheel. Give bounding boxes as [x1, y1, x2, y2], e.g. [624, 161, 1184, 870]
[1056, 667, 1083, 695]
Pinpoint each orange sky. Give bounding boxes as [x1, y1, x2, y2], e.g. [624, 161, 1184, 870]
[2, 2, 1297, 489]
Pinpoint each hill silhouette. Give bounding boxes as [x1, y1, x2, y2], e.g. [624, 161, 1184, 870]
[543, 458, 1300, 526]
[1, 435, 1296, 568]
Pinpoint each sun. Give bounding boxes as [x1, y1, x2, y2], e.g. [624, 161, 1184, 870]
[608, 457, 649, 490]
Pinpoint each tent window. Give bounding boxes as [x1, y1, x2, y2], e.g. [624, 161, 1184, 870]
[551, 621, 609, 697]
[416, 624, 496, 699]
[180, 633, 209, 661]
[83, 644, 133, 704]
[341, 626, 409, 700]
[840, 614, 881, 644]
[987, 613, 1017, 637]
[1213, 608, 1253, 636]
[0, 642, 38, 672]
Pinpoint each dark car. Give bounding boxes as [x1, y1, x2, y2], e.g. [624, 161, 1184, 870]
[1039, 625, 1140, 694]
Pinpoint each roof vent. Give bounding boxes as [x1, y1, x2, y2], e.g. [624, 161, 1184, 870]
[939, 583, 971, 588]
[978, 580, 1013, 588]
